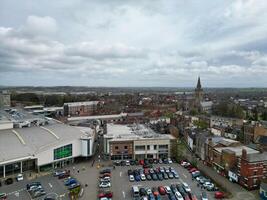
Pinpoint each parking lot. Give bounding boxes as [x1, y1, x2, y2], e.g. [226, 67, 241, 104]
[0, 173, 69, 200]
[111, 161, 217, 200]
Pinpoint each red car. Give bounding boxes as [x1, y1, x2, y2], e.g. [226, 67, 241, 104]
[158, 186, 166, 195]
[139, 160, 144, 165]
[189, 168, 198, 173]
[215, 191, 225, 199]
[99, 173, 111, 178]
[98, 191, 113, 198]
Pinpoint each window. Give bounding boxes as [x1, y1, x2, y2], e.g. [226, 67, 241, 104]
[254, 170, 257, 175]
[154, 145, 157, 150]
[147, 145, 150, 150]
[115, 146, 119, 150]
[135, 145, 145, 151]
[54, 144, 72, 160]
[124, 146, 128, 149]
[159, 145, 168, 149]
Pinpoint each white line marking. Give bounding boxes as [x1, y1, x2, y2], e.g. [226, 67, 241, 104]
[120, 171, 122, 177]
[183, 173, 187, 178]
[49, 183, 53, 188]
[7, 188, 26, 196]
[122, 191, 125, 198]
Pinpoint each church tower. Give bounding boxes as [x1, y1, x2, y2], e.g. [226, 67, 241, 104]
[195, 76, 203, 103]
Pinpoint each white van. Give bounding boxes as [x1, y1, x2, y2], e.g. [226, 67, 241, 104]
[132, 186, 140, 198]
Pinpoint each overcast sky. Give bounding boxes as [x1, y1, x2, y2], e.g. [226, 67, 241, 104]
[0, 0, 267, 87]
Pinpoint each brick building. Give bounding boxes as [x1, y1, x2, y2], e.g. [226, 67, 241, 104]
[63, 101, 100, 117]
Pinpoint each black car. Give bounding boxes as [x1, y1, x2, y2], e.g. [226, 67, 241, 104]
[157, 173, 163, 181]
[163, 173, 168, 179]
[130, 160, 136, 165]
[5, 178, 13, 185]
[100, 169, 111, 174]
[168, 172, 174, 179]
[148, 159, 154, 164]
[170, 184, 178, 193]
[176, 184, 186, 194]
[139, 187, 146, 196]
[120, 161, 126, 166]
[128, 169, 133, 176]
[26, 182, 41, 190]
[114, 161, 121, 166]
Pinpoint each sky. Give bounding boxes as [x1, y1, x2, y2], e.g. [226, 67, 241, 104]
[0, 0, 267, 87]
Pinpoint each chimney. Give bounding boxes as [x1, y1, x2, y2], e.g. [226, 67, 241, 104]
[242, 149, 247, 160]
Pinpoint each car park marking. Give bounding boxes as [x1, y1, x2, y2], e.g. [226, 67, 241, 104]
[183, 173, 187, 178]
[122, 191, 125, 198]
[120, 171, 122, 177]
[7, 188, 26, 195]
[48, 183, 53, 188]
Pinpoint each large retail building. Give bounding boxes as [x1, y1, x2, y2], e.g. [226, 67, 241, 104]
[0, 109, 95, 178]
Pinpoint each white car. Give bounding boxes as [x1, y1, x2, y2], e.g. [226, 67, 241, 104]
[125, 160, 130, 166]
[164, 186, 171, 194]
[182, 182, 191, 193]
[203, 182, 214, 189]
[16, 173, 23, 181]
[167, 158, 173, 164]
[146, 188, 152, 195]
[141, 174, 146, 181]
[99, 182, 111, 188]
[174, 191, 184, 200]
[129, 175, 135, 182]
[100, 177, 111, 182]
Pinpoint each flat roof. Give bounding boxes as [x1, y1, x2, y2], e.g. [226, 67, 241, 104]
[68, 113, 127, 121]
[105, 124, 175, 141]
[64, 101, 99, 107]
[0, 120, 93, 165]
[214, 146, 259, 156]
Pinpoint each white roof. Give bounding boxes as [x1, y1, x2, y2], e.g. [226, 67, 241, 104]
[64, 101, 99, 107]
[0, 120, 93, 165]
[105, 124, 175, 141]
[214, 146, 259, 156]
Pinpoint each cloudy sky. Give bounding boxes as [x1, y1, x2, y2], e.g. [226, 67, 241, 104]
[0, 0, 267, 87]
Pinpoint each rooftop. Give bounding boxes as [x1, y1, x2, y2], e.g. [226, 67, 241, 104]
[214, 146, 259, 156]
[0, 119, 94, 165]
[64, 101, 99, 107]
[105, 124, 175, 141]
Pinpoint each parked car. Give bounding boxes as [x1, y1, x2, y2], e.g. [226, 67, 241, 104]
[100, 169, 111, 174]
[201, 191, 208, 200]
[0, 193, 7, 200]
[98, 191, 113, 198]
[100, 176, 111, 182]
[167, 158, 173, 164]
[129, 175, 135, 182]
[152, 173, 158, 180]
[139, 187, 147, 196]
[168, 193, 176, 200]
[214, 191, 225, 199]
[164, 186, 171, 194]
[168, 172, 174, 179]
[158, 186, 166, 195]
[173, 172, 179, 179]
[128, 169, 133, 176]
[146, 174, 152, 180]
[182, 182, 191, 193]
[189, 168, 198, 173]
[26, 182, 41, 190]
[141, 174, 146, 181]
[64, 178, 77, 186]
[58, 171, 70, 179]
[16, 173, 23, 181]
[126, 160, 130, 166]
[157, 173, 163, 181]
[163, 173, 168, 179]
[174, 191, 184, 200]
[99, 182, 111, 188]
[5, 178, 13, 185]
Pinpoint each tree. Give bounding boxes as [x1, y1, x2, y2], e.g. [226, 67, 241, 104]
[193, 120, 208, 130]
[212, 101, 245, 119]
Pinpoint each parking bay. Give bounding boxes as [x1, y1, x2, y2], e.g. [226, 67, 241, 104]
[111, 163, 217, 200]
[2, 175, 68, 200]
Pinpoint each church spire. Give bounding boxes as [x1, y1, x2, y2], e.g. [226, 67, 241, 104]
[196, 76, 202, 89]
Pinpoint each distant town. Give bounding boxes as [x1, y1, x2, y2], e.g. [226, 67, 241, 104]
[0, 77, 267, 200]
